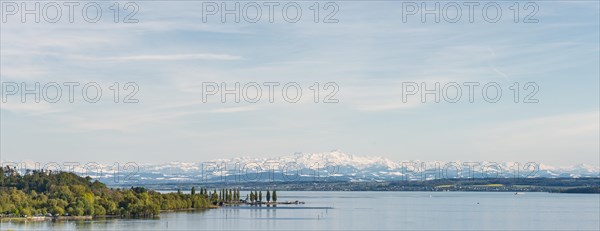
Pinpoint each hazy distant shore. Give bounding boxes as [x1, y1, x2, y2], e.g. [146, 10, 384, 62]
[128, 178, 600, 194]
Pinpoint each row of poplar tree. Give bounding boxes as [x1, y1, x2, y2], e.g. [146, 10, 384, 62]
[187, 187, 277, 204]
[248, 190, 277, 203]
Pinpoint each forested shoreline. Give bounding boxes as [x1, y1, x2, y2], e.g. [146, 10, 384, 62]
[136, 177, 600, 193]
[0, 166, 215, 218]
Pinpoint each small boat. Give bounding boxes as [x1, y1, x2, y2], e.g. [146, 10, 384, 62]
[514, 192, 525, 195]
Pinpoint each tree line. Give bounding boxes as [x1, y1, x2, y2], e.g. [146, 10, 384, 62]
[248, 190, 277, 203]
[0, 166, 213, 218]
[188, 187, 279, 205]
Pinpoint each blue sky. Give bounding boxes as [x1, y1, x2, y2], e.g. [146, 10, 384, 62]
[1, 1, 598, 165]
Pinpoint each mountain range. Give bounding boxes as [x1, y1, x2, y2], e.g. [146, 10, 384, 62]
[5, 151, 599, 185]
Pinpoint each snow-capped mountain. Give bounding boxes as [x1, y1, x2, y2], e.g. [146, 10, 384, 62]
[3, 151, 599, 185]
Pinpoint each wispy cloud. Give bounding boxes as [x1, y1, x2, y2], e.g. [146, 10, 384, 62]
[0, 102, 62, 115]
[495, 111, 600, 137]
[355, 102, 420, 112]
[460, 111, 600, 164]
[73, 53, 243, 62]
[209, 105, 258, 113]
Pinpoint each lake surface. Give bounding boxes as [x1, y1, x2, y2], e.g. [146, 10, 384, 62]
[2, 191, 599, 230]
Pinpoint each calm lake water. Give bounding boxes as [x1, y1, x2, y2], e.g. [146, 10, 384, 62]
[2, 191, 599, 230]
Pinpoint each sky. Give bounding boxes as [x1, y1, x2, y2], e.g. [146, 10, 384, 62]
[0, 1, 598, 166]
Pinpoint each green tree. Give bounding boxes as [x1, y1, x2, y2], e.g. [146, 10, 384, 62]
[191, 187, 196, 195]
[0, 170, 212, 218]
[211, 189, 218, 202]
[266, 190, 271, 202]
[272, 190, 277, 202]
